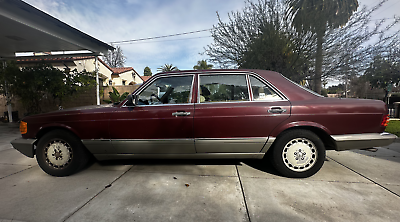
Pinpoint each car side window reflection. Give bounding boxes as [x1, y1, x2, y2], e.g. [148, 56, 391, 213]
[249, 76, 282, 101]
[138, 75, 193, 105]
[199, 74, 249, 103]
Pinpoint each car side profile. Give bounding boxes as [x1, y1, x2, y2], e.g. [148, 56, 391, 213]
[11, 69, 396, 178]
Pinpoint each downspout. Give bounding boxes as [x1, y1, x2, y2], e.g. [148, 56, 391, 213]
[2, 61, 12, 123]
[95, 56, 100, 105]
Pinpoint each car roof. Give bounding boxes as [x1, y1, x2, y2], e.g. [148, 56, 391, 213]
[151, 69, 320, 101]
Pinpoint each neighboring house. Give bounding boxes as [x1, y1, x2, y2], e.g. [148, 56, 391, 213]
[16, 56, 142, 86]
[110, 67, 143, 86]
[141, 76, 151, 82]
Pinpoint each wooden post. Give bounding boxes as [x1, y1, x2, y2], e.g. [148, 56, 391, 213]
[95, 56, 100, 105]
[2, 61, 13, 123]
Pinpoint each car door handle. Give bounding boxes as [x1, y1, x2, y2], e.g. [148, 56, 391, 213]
[172, 111, 191, 117]
[268, 107, 287, 114]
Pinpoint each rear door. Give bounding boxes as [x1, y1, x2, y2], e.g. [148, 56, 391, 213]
[194, 73, 290, 153]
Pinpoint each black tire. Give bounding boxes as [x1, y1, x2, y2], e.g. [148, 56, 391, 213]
[271, 129, 325, 178]
[36, 130, 89, 177]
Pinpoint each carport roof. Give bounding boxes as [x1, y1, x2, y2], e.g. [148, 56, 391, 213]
[0, 0, 114, 58]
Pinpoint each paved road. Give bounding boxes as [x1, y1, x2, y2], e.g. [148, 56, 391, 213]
[0, 123, 399, 222]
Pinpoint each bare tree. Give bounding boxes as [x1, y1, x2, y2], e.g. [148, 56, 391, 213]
[103, 46, 126, 68]
[205, 0, 315, 82]
[323, 0, 400, 82]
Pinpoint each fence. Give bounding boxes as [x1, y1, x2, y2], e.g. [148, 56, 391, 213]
[0, 85, 140, 121]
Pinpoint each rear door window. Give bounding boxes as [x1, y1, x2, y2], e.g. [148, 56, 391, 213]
[249, 76, 283, 101]
[199, 74, 249, 103]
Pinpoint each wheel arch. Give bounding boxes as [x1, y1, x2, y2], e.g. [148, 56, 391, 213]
[34, 126, 92, 161]
[35, 125, 82, 150]
[271, 125, 337, 151]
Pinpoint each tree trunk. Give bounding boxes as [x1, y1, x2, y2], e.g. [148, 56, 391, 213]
[314, 31, 323, 94]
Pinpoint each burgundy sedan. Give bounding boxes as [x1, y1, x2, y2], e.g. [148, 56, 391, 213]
[11, 69, 396, 178]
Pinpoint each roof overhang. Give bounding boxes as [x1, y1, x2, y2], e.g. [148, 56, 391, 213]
[1, 52, 102, 61]
[0, 0, 114, 58]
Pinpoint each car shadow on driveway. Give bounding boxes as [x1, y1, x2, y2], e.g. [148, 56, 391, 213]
[89, 158, 285, 177]
[94, 158, 242, 166]
[241, 159, 281, 176]
[84, 158, 284, 176]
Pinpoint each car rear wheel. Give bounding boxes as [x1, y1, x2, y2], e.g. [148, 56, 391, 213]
[36, 130, 89, 177]
[271, 129, 326, 178]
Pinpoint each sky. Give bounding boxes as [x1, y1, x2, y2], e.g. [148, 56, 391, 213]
[22, 0, 399, 78]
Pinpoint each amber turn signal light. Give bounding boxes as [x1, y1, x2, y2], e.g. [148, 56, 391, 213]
[20, 121, 27, 134]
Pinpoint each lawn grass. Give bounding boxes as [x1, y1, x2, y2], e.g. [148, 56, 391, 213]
[385, 120, 400, 137]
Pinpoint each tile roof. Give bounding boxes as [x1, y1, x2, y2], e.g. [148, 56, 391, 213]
[141, 76, 151, 82]
[111, 67, 134, 74]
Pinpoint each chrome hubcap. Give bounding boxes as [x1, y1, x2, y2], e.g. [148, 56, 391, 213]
[45, 140, 72, 168]
[282, 138, 317, 172]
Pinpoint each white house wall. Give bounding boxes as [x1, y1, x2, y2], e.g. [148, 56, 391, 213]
[117, 71, 143, 85]
[74, 58, 113, 86]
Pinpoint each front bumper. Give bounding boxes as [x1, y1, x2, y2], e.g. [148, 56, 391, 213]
[11, 138, 37, 158]
[332, 133, 397, 151]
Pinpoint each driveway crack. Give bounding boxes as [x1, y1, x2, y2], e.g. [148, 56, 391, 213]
[0, 166, 35, 179]
[328, 156, 400, 198]
[235, 165, 251, 222]
[62, 166, 133, 222]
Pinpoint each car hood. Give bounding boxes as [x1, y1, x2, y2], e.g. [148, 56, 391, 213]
[22, 104, 116, 121]
[58, 104, 114, 112]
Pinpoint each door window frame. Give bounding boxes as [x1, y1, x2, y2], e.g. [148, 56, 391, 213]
[196, 72, 288, 104]
[247, 74, 287, 102]
[125, 74, 195, 107]
[197, 73, 251, 104]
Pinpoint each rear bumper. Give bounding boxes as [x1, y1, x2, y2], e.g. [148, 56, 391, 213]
[10, 138, 37, 158]
[332, 133, 397, 151]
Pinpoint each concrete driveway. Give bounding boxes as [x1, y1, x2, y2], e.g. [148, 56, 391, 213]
[0, 123, 399, 222]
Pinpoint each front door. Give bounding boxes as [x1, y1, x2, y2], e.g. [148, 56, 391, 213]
[108, 74, 195, 154]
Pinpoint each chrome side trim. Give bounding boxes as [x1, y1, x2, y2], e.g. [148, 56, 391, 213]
[11, 138, 37, 158]
[332, 133, 397, 151]
[81, 139, 111, 154]
[261, 137, 276, 153]
[83, 139, 195, 154]
[94, 153, 265, 161]
[135, 103, 195, 108]
[195, 137, 267, 153]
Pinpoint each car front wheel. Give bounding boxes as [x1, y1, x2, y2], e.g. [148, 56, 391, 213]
[36, 130, 89, 176]
[271, 129, 326, 178]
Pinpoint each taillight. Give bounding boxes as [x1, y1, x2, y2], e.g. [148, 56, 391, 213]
[381, 114, 390, 127]
[20, 121, 27, 134]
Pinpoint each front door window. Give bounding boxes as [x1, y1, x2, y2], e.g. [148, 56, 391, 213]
[138, 75, 193, 105]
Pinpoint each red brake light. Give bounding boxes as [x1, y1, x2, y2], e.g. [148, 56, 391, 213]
[381, 114, 390, 127]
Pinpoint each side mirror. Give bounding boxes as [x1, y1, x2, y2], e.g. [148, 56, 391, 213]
[125, 94, 137, 107]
